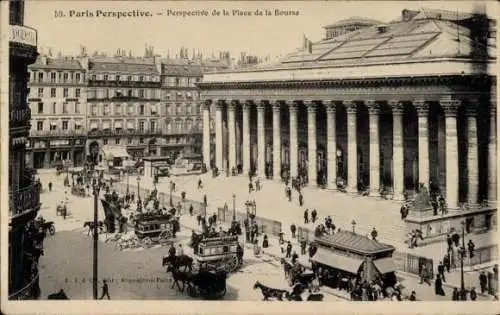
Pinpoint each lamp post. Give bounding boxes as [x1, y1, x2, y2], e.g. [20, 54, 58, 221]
[460, 220, 466, 299]
[126, 170, 130, 196]
[232, 193, 236, 221]
[136, 175, 141, 200]
[92, 171, 100, 300]
[169, 180, 173, 207]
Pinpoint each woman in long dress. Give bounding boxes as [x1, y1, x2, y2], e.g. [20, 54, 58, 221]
[435, 274, 445, 296]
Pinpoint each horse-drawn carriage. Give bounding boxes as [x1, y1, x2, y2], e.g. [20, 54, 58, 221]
[166, 263, 227, 299]
[191, 233, 241, 273]
[282, 257, 315, 287]
[134, 213, 177, 245]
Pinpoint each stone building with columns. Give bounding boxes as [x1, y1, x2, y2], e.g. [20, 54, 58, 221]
[198, 9, 497, 210]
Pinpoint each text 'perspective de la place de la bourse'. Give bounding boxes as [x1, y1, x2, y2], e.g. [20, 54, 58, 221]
[9, 4, 499, 302]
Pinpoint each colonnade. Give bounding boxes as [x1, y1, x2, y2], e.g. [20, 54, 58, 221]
[202, 98, 496, 208]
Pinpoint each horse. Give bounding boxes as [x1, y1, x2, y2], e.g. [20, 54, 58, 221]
[168, 268, 192, 292]
[253, 281, 287, 301]
[83, 221, 104, 236]
[162, 255, 193, 273]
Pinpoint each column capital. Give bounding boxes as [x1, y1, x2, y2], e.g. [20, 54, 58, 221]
[440, 98, 461, 117]
[325, 101, 337, 114]
[303, 100, 317, 112]
[344, 100, 357, 113]
[256, 100, 266, 111]
[214, 99, 224, 109]
[227, 100, 237, 110]
[272, 102, 281, 111]
[389, 100, 405, 115]
[414, 100, 429, 116]
[202, 100, 212, 109]
[365, 100, 380, 115]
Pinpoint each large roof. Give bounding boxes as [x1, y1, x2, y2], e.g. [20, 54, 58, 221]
[324, 16, 383, 29]
[315, 231, 395, 255]
[30, 56, 83, 70]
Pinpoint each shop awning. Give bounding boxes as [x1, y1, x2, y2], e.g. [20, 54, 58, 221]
[75, 121, 82, 126]
[102, 145, 129, 160]
[114, 121, 122, 129]
[90, 122, 98, 129]
[373, 257, 396, 274]
[127, 121, 134, 129]
[311, 247, 364, 274]
[50, 122, 57, 126]
[102, 122, 110, 129]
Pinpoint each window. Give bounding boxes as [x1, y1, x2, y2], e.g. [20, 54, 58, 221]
[127, 76, 132, 81]
[104, 104, 109, 115]
[37, 121, 43, 131]
[70, 72, 74, 81]
[128, 104, 134, 115]
[139, 138, 145, 144]
[186, 105, 191, 115]
[176, 104, 181, 115]
[38, 72, 44, 82]
[51, 72, 56, 83]
[63, 73, 68, 83]
[127, 90, 132, 97]
[115, 138, 120, 145]
[91, 104, 97, 116]
[75, 73, 80, 82]
[139, 105, 145, 115]
[38, 88, 44, 97]
[150, 120, 156, 132]
[139, 76, 144, 81]
[62, 102, 68, 114]
[75, 123, 82, 130]
[139, 121, 145, 131]
[52, 102, 56, 114]
[103, 139, 108, 145]
[92, 75, 96, 81]
[75, 102, 80, 114]
[63, 88, 68, 97]
[116, 75, 120, 81]
[50, 123, 57, 131]
[128, 138, 133, 144]
[50, 88, 56, 98]
[62, 121, 68, 130]
[37, 102, 44, 114]
[138, 89, 144, 98]
[104, 74, 108, 81]
[115, 104, 121, 115]
[75, 88, 80, 98]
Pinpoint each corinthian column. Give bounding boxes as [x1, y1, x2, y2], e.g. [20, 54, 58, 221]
[202, 101, 211, 170]
[215, 100, 224, 170]
[441, 98, 460, 209]
[227, 101, 237, 172]
[242, 101, 251, 174]
[414, 100, 430, 187]
[366, 100, 380, 195]
[305, 101, 317, 186]
[345, 100, 358, 192]
[466, 100, 479, 206]
[325, 102, 337, 189]
[488, 101, 497, 204]
[289, 102, 298, 179]
[257, 101, 266, 176]
[390, 100, 405, 200]
[272, 102, 282, 180]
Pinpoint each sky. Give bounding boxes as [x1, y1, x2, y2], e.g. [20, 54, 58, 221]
[24, 1, 496, 60]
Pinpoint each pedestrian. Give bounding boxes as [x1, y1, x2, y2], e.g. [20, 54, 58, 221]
[291, 250, 299, 264]
[290, 223, 296, 238]
[431, 199, 438, 216]
[203, 194, 207, 207]
[443, 253, 451, 272]
[99, 280, 110, 300]
[300, 238, 307, 255]
[196, 214, 201, 226]
[172, 182, 176, 192]
[48, 182, 53, 192]
[409, 290, 417, 301]
[437, 261, 446, 282]
[311, 209, 317, 223]
[189, 204, 193, 216]
[237, 243, 243, 265]
[262, 234, 269, 248]
[249, 181, 253, 193]
[467, 240, 475, 259]
[304, 209, 309, 224]
[452, 231, 460, 247]
[447, 234, 453, 251]
[479, 271, 487, 294]
[470, 287, 477, 301]
[198, 178, 203, 189]
[181, 191, 186, 201]
[286, 241, 292, 259]
[299, 193, 304, 207]
[452, 287, 459, 301]
[168, 243, 176, 258]
[371, 228, 378, 241]
[434, 275, 445, 296]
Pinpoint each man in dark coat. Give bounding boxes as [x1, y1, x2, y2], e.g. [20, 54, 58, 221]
[299, 193, 304, 207]
[447, 234, 453, 251]
[479, 271, 487, 294]
[304, 209, 309, 224]
[467, 240, 475, 259]
[311, 209, 317, 223]
[286, 241, 292, 259]
[452, 287, 459, 300]
[290, 223, 296, 238]
[300, 238, 307, 255]
[452, 231, 460, 247]
[371, 228, 378, 241]
[437, 261, 446, 282]
[189, 204, 194, 216]
[443, 253, 451, 273]
[434, 275, 445, 296]
[470, 287, 477, 301]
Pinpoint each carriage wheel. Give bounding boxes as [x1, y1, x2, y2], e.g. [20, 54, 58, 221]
[159, 230, 172, 241]
[49, 225, 56, 235]
[142, 237, 152, 246]
[224, 256, 239, 273]
[186, 284, 197, 298]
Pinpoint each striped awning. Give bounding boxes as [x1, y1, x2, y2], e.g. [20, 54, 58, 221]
[50, 122, 57, 126]
[102, 122, 110, 129]
[311, 247, 364, 274]
[373, 257, 396, 274]
[114, 121, 122, 129]
[127, 121, 134, 129]
[90, 122, 98, 129]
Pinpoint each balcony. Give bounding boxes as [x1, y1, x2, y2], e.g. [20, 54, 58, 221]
[10, 107, 31, 127]
[87, 129, 163, 137]
[87, 96, 161, 102]
[9, 184, 40, 219]
[9, 25, 38, 62]
[88, 80, 161, 88]
[29, 129, 87, 138]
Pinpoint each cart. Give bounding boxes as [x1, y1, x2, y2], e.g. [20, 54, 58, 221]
[192, 234, 241, 273]
[186, 268, 227, 299]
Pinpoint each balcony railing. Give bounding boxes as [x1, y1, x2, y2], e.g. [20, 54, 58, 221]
[88, 129, 164, 137]
[9, 271, 40, 300]
[9, 25, 37, 48]
[88, 80, 161, 88]
[9, 184, 40, 218]
[29, 129, 87, 137]
[10, 108, 32, 126]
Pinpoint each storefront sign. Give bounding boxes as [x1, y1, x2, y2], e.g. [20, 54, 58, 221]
[9, 25, 37, 47]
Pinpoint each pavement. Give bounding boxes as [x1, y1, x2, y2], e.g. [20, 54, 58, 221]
[35, 170, 498, 301]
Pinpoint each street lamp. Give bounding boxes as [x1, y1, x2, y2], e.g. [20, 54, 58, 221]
[126, 169, 130, 196]
[92, 171, 100, 300]
[136, 176, 141, 199]
[460, 220, 466, 300]
[232, 193, 236, 221]
[169, 180, 173, 207]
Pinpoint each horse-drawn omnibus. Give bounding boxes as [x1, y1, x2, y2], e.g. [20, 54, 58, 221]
[134, 213, 177, 242]
[191, 234, 241, 273]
